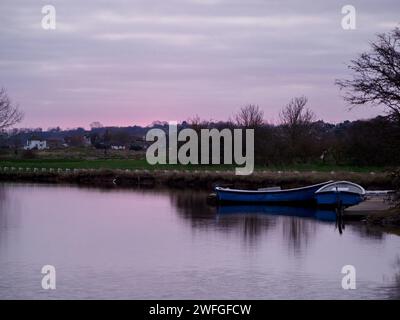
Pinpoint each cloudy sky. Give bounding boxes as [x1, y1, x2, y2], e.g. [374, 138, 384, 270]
[0, 0, 399, 129]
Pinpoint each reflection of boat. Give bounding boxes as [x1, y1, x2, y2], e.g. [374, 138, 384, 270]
[215, 181, 333, 204]
[314, 210, 337, 222]
[314, 181, 365, 207]
[217, 204, 337, 222]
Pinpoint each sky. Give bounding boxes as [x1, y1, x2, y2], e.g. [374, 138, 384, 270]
[0, 0, 399, 129]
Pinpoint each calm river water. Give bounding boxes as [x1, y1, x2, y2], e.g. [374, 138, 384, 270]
[0, 183, 399, 299]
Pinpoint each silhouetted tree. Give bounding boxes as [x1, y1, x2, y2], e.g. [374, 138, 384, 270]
[280, 96, 315, 128]
[234, 104, 264, 128]
[102, 129, 111, 155]
[233, 104, 266, 165]
[0, 88, 23, 130]
[109, 130, 131, 145]
[188, 115, 205, 133]
[336, 27, 400, 124]
[279, 96, 317, 162]
[90, 121, 103, 129]
[64, 135, 85, 147]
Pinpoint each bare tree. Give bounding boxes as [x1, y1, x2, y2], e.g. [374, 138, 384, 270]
[90, 121, 103, 129]
[187, 115, 203, 132]
[280, 96, 316, 162]
[336, 27, 400, 123]
[279, 96, 315, 127]
[0, 88, 23, 130]
[234, 104, 264, 128]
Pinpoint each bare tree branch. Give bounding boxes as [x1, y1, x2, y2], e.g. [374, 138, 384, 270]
[280, 96, 315, 127]
[336, 27, 400, 123]
[0, 88, 23, 130]
[234, 104, 264, 128]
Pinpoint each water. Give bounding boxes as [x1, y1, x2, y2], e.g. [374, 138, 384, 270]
[0, 183, 399, 299]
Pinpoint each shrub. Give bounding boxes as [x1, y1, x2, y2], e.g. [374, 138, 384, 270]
[21, 149, 36, 159]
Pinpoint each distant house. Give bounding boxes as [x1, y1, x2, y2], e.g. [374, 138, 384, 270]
[24, 140, 48, 150]
[83, 135, 92, 147]
[111, 145, 126, 150]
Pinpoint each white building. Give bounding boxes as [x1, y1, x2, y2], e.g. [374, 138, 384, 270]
[111, 145, 126, 150]
[24, 140, 48, 150]
[83, 135, 92, 147]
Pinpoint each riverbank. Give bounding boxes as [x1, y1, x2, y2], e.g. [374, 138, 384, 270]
[0, 157, 389, 173]
[0, 167, 393, 190]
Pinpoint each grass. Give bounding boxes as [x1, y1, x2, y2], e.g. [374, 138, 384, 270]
[263, 163, 388, 173]
[0, 154, 393, 190]
[0, 158, 389, 173]
[0, 148, 390, 172]
[0, 158, 234, 171]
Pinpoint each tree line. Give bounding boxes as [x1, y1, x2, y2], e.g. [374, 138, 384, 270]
[188, 101, 400, 167]
[0, 26, 399, 168]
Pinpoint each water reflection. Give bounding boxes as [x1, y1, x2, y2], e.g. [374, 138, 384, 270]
[169, 189, 400, 299]
[0, 185, 22, 247]
[167, 189, 392, 241]
[282, 217, 317, 255]
[168, 189, 216, 228]
[347, 223, 387, 241]
[391, 256, 400, 299]
[169, 189, 336, 247]
[169, 190, 278, 245]
[0, 184, 390, 249]
[216, 205, 330, 251]
[0, 183, 399, 299]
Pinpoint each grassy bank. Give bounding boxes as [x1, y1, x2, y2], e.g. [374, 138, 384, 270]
[0, 147, 391, 172]
[0, 158, 389, 173]
[0, 148, 394, 189]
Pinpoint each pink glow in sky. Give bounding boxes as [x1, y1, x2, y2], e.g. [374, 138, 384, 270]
[0, 0, 399, 129]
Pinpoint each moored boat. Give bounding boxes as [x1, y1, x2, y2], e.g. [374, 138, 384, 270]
[314, 181, 365, 207]
[214, 181, 333, 204]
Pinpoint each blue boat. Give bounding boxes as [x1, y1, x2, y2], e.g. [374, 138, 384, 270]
[314, 181, 365, 207]
[214, 181, 333, 204]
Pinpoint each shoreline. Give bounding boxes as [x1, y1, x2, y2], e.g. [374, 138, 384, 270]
[0, 167, 393, 189]
[1, 169, 399, 231]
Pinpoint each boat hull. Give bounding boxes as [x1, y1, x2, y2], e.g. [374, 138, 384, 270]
[215, 182, 331, 204]
[315, 191, 364, 207]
